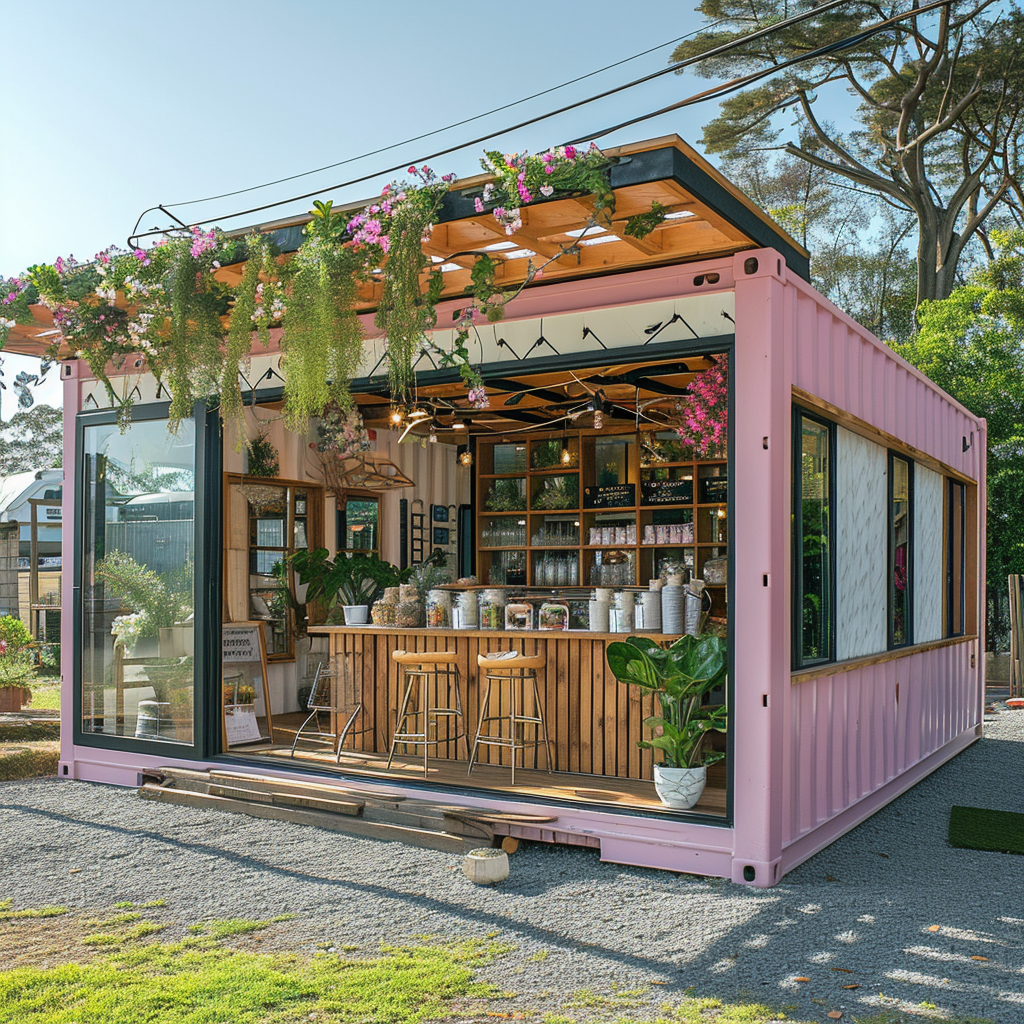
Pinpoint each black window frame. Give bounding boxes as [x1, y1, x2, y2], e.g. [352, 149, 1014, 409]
[887, 451, 914, 650]
[946, 478, 966, 638]
[792, 406, 836, 669]
[72, 401, 221, 760]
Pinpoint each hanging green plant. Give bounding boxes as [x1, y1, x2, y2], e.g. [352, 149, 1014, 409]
[246, 429, 279, 478]
[372, 168, 452, 408]
[281, 201, 366, 432]
[223, 233, 286, 442]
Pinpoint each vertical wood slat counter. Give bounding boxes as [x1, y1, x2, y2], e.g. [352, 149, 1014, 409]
[307, 625, 673, 781]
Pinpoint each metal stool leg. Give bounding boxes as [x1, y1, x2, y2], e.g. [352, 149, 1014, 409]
[468, 673, 494, 775]
[387, 671, 418, 771]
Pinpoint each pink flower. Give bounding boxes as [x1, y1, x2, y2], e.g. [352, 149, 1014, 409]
[474, 198, 485, 213]
[564, 145, 577, 159]
[408, 166, 416, 174]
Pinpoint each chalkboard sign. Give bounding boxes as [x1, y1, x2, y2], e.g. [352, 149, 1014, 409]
[583, 484, 636, 509]
[641, 479, 694, 505]
[221, 622, 274, 748]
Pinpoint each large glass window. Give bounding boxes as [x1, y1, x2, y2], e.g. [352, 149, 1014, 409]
[80, 416, 196, 744]
[793, 411, 834, 667]
[889, 454, 913, 648]
[947, 480, 966, 637]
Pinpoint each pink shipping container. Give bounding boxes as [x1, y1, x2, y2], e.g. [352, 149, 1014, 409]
[8, 137, 984, 885]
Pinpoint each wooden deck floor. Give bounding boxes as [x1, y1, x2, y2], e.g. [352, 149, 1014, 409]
[239, 714, 727, 819]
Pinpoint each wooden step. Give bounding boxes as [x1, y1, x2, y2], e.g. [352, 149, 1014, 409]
[146, 765, 557, 850]
[139, 784, 479, 854]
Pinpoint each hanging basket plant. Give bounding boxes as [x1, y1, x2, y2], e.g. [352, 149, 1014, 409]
[675, 355, 728, 458]
[281, 201, 365, 432]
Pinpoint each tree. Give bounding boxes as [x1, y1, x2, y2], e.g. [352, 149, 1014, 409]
[676, 1, 1024, 303]
[0, 404, 62, 474]
[892, 229, 1024, 599]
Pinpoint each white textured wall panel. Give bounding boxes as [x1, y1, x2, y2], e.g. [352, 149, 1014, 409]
[914, 466, 944, 643]
[836, 428, 888, 659]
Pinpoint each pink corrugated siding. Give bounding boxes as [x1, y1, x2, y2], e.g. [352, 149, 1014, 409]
[782, 642, 979, 847]
[787, 274, 983, 479]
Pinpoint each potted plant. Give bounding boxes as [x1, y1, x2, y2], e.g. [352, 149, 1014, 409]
[0, 625, 35, 713]
[290, 548, 408, 625]
[606, 633, 727, 809]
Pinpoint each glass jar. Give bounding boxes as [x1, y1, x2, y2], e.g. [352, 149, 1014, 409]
[425, 589, 451, 628]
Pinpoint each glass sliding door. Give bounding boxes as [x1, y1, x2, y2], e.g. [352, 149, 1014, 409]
[79, 414, 197, 744]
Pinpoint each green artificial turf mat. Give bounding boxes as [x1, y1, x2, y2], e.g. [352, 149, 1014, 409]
[949, 804, 1024, 855]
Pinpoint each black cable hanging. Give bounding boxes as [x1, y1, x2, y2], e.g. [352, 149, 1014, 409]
[127, 0, 858, 246]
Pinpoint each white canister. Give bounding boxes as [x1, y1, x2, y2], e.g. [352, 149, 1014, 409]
[641, 590, 662, 632]
[455, 591, 478, 628]
[610, 592, 635, 633]
[588, 599, 610, 632]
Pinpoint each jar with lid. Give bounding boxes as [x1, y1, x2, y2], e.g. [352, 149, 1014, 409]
[425, 589, 452, 628]
[478, 588, 507, 630]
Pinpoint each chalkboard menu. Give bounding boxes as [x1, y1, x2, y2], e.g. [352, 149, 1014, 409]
[583, 484, 636, 509]
[641, 479, 694, 505]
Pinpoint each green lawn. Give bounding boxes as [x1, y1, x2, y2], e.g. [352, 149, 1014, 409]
[27, 676, 61, 713]
[0, 904, 1000, 1024]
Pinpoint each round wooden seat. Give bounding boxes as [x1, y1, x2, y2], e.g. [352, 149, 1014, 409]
[392, 649, 459, 666]
[477, 652, 546, 672]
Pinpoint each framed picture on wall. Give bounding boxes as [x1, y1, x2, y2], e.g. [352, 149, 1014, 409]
[431, 504, 449, 523]
[432, 526, 450, 545]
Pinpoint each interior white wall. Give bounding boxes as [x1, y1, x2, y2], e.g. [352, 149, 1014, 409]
[835, 427, 888, 660]
[914, 465, 944, 643]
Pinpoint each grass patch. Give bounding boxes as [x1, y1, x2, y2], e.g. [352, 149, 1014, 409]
[84, 912, 141, 929]
[0, 904, 67, 922]
[949, 804, 1024, 855]
[27, 679, 61, 713]
[0, 937, 503, 1023]
[0, 741, 59, 781]
[81, 922, 166, 947]
[563, 983, 649, 1009]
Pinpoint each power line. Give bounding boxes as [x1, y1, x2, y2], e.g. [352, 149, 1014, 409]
[570, 0, 955, 143]
[158, 26, 723, 213]
[125, 0, 879, 245]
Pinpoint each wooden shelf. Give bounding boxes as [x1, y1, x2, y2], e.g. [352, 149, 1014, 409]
[477, 430, 729, 593]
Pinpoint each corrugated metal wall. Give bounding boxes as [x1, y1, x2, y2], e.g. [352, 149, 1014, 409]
[779, 270, 984, 853]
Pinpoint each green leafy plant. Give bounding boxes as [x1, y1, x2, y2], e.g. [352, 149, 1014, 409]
[94, 551, 193, 653]
[484, 478, 526, 511]
[624, 201, 668, 239]
[606, 634, 727, 769]
[532, 475, 578, 510]
[291, 548, 409, 616]
[245, 431, 279, 478]
[0, 615, 33, 653]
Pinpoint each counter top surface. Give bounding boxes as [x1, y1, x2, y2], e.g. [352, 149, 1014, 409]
[308, 624, 681, 642]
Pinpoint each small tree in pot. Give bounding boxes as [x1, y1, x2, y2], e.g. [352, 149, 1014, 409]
[290, 548, 408, 625]
[606, 633, 727, 809]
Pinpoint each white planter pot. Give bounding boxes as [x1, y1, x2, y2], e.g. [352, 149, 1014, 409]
[653, 765, 706, 809]
[342, 605, 369, 625]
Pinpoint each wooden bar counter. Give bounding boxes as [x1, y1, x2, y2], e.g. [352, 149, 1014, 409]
[308, 625, 676, 781]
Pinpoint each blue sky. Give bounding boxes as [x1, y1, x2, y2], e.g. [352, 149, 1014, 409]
[0, 0, 749, 414]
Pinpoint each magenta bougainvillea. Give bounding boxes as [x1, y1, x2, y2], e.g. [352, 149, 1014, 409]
[676, 354, 728, 457]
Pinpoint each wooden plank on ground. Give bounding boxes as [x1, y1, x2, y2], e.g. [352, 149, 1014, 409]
[139, 784, 477, 854]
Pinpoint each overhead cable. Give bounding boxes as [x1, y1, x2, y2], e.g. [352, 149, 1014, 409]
[127, 0, 858, 245]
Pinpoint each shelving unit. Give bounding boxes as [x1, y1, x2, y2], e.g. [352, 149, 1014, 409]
[474, 430, 728, 615]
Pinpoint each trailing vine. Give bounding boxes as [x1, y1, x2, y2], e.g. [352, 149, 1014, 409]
[371, 167, 452, 408]
[223, 233, 285, 441]
[6, 141, 678, 428]
[281, 200, 365, 431]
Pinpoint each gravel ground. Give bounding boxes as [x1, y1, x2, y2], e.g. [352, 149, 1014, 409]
[2, 711, 1023, 1023]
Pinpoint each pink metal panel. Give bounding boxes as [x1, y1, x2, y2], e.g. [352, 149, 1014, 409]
[58, 362, 81, 776]
[783, 641, 979, 848]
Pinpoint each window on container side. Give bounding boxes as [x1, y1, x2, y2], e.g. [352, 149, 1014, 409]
[946, 479, 966, 637]
[792, 410, 834, 668]
[888, 454, 914, 648]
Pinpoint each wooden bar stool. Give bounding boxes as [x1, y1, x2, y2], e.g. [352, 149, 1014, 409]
[387, 649, 467, 776]
[469, 651, 554, 784]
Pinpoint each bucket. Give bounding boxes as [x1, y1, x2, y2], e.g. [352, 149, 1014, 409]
[135, 700, 176, 741]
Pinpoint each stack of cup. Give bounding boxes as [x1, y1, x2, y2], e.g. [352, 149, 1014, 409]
[589, 589, 611, 632]
[610, 591, 635, 633]
[661, 581, 685, 635]
[641, 589, 662, 633]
